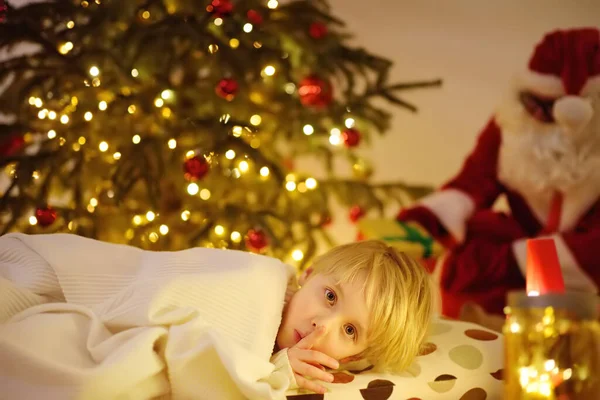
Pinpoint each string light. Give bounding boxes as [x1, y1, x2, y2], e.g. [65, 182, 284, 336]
[38, 109, 48, 119]
[229, 38, 240, 48]
[99, 141, 109, 152]
[253, 41, 262, 49]
[125, 229, 135, 239]
[250, 115, 262, 126]
[59, 42, 74, 54]
[286, 181, 296, 191]
[263, 65, 276, 77]
[159, 225, 169, 235]
[160, 90, 173, 100]
[67, 21, 75, 29]
[187, 183, 199, 195]
[303, 124, 314, 135]
[181, 210, 191, 221]
[329, 128, 342, 145]
[113, 152, 121, 160]
[32, 171, 40, 180]
[141, 11, 151, 19]
[132, 135, 141, 144]
[232, 126, 243, 137]
[208, 44, 219, 54]
[48, 111, 57, 120]
[78, 136, 86, 145]
[305, 178, 317, 189]
[128, 105, 136, 114]
[60, 115, 70, 124]
[168, 139, 177, 149]
[186, 150, 195, 158]
[225, 150, 236, 159]
[200, 189, 211, 200]
[243, 23, 253, 33]
[29, 216, 38, 225]
[28, 97, 35, 105]
[345, 118, 356, 128]
[99, 101, 107, 110]
[149, 232, 159, 243]
[84, 111, 93, 121]
[146, 211, 156, 221]
[47, 130, 57, 139]
[267, 0, 278, 9]
[292, 249, 304, 261]
[162, 108, 172, 118]
[214, 225, 225, 236]
[239, 161, 249, 172]
[214, 18, 223, 26]
[260, 166, 270, 177]
[133, 215, 143, 225]
[131, 69, 139, 77]
[297, 182, 307, 193]
[90, 198, 98, 207]
[154, 98, 164, 107]
[89, 66, 100, 77]
[230, 231, 242, 243]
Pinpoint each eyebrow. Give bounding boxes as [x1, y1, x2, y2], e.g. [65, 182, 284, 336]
[333, 282, 367, 340]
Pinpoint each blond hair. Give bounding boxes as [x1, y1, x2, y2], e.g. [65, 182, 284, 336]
[309, 240, 436, 372]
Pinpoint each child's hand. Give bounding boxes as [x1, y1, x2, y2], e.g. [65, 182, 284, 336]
[287, 326, 339, 394]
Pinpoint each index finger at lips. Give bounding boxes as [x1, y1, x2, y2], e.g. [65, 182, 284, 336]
[296, 326, 326, 349]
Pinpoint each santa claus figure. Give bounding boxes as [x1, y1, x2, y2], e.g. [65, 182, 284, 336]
[398, 27, 600, 319]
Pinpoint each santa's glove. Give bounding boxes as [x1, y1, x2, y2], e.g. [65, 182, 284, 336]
[397, 206, 452, 246]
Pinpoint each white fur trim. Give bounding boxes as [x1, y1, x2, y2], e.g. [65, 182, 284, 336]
[512, 236, 597, 292]
[582, 75, 600, 95]
[419, 189, 475, 243]
[516, 69, 564, 98]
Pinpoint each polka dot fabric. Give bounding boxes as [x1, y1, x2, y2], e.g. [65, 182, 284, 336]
[286, 319, 503, 399]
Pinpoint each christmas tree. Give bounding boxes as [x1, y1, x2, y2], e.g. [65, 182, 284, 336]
[0, 0, 439, 266]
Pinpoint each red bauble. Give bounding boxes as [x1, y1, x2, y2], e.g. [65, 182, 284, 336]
[247, 9, 263, 25]
[215, 78, 239, 101]
[309, 22, 328, 39]
[356, 231, 365, 241]
[349, 205, 365, 223]
[36, 206, 57, 227]
[298, 75, 333, 108]
[0, 0, 7, 23]
[183, 155, 210, 180]
[207, 0, 233, 17]
[245, 228, 268, 253]
[0, 135, 24, 156]
[342, 128, 361, 148]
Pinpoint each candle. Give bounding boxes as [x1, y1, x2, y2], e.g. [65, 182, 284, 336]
[525, 238, 565, 296]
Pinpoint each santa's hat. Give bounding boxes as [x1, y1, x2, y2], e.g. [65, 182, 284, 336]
[520, 28, 600, 97]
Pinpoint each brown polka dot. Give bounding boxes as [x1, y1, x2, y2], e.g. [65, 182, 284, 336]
[286, 394, 324, 399]
[331, 372, 354, 384]
[407, 398, 422, 400]
[428, 374, 457, 393]
[428, 322, 453, 336]
[490, 369, 504, 380]
[459, 387, 487, 400]
[418, 342, 437, 356]
[360, 380, 395, 400]
[435, 374, 458, 381]
[449, 345, 484, 370]
[465, 329, 499, 341]
[349, 365, 374, 374]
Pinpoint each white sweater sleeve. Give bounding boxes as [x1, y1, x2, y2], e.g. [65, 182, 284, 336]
[269, 348, 298, 390]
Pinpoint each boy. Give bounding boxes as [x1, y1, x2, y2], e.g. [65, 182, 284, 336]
[274, 240, 436, 394]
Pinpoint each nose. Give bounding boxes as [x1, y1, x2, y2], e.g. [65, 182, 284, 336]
[311, 315, 336, 333]
[553, 95, 594, 134]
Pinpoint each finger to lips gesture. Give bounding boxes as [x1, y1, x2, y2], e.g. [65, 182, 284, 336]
[288, 326, 340, 394]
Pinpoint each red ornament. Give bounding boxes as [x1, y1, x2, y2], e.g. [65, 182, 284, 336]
[349, 205, 365, 223]
[215, 78, 239, 101]
[247, 9, 263, 25]
[0, 0, 7, 23]
[207, 0, 233, 17]
[35, 206, 57, 227]
[298, 75, 333, 108]
[183, 155, 210, 180]
[0, 135, 24, 156]
[342, 128, 361, 148]
[246, 228, 269, 253]
[309, 22, 328, 39]
[356, 231, 366, 241]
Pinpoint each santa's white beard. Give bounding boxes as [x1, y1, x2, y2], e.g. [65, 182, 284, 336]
[497, 94, 600, 196]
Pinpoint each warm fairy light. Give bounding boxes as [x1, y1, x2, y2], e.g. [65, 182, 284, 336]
[32, 171, 40, 180]
[131, 69, 139, 77]
[243, 23, 253, 33]
[29, 216, 37, 225]
[160, 90, 173, 100]
[59, 137, 66, 146]
[253, 41, 262, 49]
[125, 229, 134, 239]
[81, 0, 89, 7]
[345, 117, 356, 128]
[230, 231, 242, 243]
[132, 135, 141, 144]
[186, 150, 195, 158]
[250, 115, 262, 126]
[28, 97, 35, 105]
[142, 11, 151, 19]
[128, 105, 137, 114]
[99, 101, 107, 110]
[168, 139, 177, 149]
[220, 114, 231, 123]
[48, 111, 57, 120]
[303, 124, 314, 135]
[162, 108, 172, 118]
[263, 65, 276, 76]
[305, 177, 317, 189]
[87, 204, 95, 213]
[92, 78, 101, 87]
[154, 98, 164, 107]
[528, 291, 540, 297]
[99, 141, 109, 152]
[59, 42, 74, 54]
[286, 82, 296, 94]
[214, 225, 225, 236]
[267, 0, 278, 9]
[149, 232, 159, 243]
[214, 17, 223, 26]
[38, 110, 47, 119]
[34, 98, 43, 108]
[146, 211, 156, 221]
[225, 150, 236, 160]
[200, 189, 211, 200]
[84, 111, 93, 121]
[232, 126, 243, 137]
[208, 44, 219, 54]
[292, 249, 304, 261]
[229, 38, 240, 48]
[68, 221, 75, 231]
[250, 138, 260, 148]
[71, 97, 79, 106]
[159, 225, 169, 235]
[187, 183, 199, 195]
[90, 198, 98, 207]
[286, 173, 296, 181]
[181, 210, 191, 221]
[60, 115, 70, 124]
[239, 161, 249, 172]
[286, 181, 297, 191]
[329, 128, 342, 145]
[133, 215, 143, 225]
[260, 166, 270, 177]
[47, 130, 57, 139]
[78, 136, 86, 145]
[89, 66, 100, 77]
[232, 168, 241, 179]
[67, 21, 75, 29]
[297, 182, 307, 193]
[73, 143, 81, 152]
[113, 152, 121, 160]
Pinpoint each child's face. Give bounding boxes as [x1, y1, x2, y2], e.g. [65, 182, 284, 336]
[277, 271, 370, 362]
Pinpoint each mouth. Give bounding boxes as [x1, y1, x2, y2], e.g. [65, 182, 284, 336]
[293, 330, 304, 344]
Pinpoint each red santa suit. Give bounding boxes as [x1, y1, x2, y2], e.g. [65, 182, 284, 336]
[399, 28, 600, 317]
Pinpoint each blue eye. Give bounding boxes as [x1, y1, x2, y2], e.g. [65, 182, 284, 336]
[325, 288, 336, 304]
[344, 325, 356, 337]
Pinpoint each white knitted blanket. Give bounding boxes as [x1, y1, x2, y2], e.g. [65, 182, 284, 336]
[0, 233, 294, 400]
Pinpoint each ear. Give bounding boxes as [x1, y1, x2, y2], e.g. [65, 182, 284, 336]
[298, 267, 313, 286]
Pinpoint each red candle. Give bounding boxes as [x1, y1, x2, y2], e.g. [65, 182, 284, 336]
[525, 238, 565, 295]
